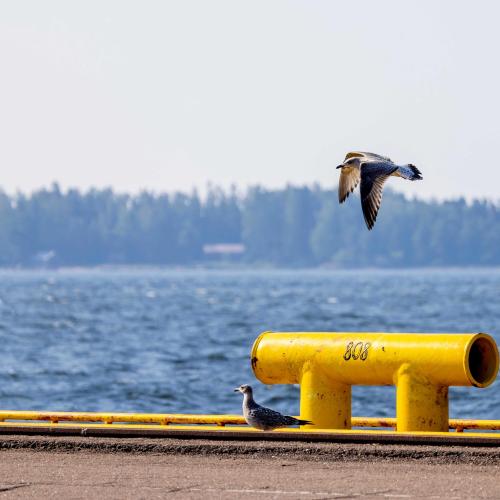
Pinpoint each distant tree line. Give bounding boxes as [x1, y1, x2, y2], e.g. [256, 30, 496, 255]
[0, 183, 498, 267]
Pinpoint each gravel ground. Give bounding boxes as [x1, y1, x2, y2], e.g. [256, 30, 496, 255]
[0, 436, 500, 499]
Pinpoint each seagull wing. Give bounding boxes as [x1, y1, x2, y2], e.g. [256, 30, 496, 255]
[339, 166, 360, 203]
[345, 151, 392, 162]
[248, 405, 289, 428]
[360, 162, 398, 230]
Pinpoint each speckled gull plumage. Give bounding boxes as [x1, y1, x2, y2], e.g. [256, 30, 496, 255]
[336, 151, 423, 230]
[234, 384, 312, 431]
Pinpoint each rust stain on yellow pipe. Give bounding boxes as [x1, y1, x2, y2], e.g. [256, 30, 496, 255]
[251, 332, 499, 432]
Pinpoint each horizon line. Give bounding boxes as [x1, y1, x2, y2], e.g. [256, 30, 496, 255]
[0, 181, 498, 205]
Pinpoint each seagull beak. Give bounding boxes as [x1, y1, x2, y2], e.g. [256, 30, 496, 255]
[233, 388, 240, 392]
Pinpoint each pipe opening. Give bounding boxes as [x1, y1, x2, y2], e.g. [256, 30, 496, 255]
[467, 337, 499, 387]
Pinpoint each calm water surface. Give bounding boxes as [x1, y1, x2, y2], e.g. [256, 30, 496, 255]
[0, 268, 498, 419]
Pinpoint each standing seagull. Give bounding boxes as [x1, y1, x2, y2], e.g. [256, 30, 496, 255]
[337, 152, 423, 230]
[234, 384, 312, 431]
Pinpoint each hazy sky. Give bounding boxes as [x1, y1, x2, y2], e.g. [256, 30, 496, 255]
[1, 1, 499, 201]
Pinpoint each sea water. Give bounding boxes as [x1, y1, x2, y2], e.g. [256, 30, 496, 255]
[0, 268, 498, 419]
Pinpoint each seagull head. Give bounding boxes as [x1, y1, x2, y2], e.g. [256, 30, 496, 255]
[234, 384, 253, 395]
[337, 157, 360, 169]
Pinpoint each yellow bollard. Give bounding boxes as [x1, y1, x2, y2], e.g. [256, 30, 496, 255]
[251, 332, 499, 432]
[299, 363, 351, 429]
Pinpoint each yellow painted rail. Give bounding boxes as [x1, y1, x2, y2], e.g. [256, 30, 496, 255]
[0, 411, 498, 433]
[0, 411, 242, 426]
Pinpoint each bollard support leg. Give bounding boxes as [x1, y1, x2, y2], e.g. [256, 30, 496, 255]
[396, 363, 449, 432]
[300, 366, 351, 429]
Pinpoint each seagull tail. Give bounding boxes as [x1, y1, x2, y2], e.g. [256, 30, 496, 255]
[295, 418, 313, 426]
[398, 164, 423, 181]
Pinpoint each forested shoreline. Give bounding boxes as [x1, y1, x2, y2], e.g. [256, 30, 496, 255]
[0, 184, 498, 268]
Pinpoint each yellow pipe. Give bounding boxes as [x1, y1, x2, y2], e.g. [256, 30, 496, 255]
[0, 411, 498, 431]
[354, 417, 499, 431]
[0, 411, 244, 426]
[251, 332, 499, 432]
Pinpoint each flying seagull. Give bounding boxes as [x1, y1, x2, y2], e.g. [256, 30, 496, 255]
[336, 151, 423, 230]
[234, 384, 312, 431]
